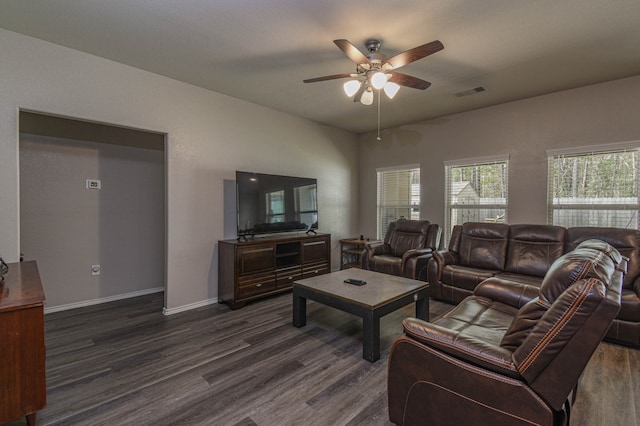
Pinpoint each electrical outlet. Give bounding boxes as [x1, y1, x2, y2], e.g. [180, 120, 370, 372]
[91, 265, 101, 275]
[86, 179, 101, 189]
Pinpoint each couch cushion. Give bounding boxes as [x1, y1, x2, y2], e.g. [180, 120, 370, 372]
[370, 255, 402, 276]
[442, 265, 498, 292]
[500, 240, 620, 350]
[459, 222, 509, 270]
[500, 298, 547, 351]
[494, 272, 544, 288]
[538, 240, 619, 305]
[504, 224, 566, 278]
[388, 219, 430, 257]
[567, 227, 640, 289]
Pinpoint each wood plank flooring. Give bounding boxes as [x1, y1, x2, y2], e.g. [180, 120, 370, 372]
[4, 292, 639, 425]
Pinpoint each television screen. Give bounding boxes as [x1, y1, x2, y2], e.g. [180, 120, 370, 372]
[236, 171, 318, 237]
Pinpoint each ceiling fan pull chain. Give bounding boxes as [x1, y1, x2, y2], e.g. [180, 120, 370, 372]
[377, 90, 381, 141]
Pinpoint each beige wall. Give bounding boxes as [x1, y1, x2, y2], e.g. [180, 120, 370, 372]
[357, 75, 640, 242]
[0, 29, 359, 312]
[20, 134, 165, 308]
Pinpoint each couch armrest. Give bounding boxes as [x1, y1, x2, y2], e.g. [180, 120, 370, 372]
[431, 249, 460, 271]
[474, 278, 540, 309]
[402, 249, 434, 280]
[402, 317, 518, 377]
[388, 337, 557, 426]
[402, 248, 433, 262]
[427, 250, 461, 299]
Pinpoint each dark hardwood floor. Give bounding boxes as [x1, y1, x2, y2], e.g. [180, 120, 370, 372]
[5, 292, 639, 425]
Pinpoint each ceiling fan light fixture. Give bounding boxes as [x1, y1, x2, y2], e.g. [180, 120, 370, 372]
[370, 71, 387, 90]
[343, 80, 361, 97]
[361, 87, 374, 105]
[383, 82, 400, 99]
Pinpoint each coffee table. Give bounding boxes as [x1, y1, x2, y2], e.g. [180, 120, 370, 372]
[292, 268, 429, 362]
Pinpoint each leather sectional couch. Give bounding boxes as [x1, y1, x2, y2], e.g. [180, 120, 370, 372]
[427, 222, 640, 347]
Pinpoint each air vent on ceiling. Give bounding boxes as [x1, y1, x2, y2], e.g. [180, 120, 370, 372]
[454, 86, 487, 97]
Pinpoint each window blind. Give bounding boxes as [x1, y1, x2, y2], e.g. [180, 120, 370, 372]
[376, 166, 420, 239]
[444, 156, 509, 244]
[547, 146, 639, 229]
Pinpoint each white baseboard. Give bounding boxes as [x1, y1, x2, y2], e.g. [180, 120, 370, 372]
[44, 287, 165, 314]
[162, 297, 219, 316]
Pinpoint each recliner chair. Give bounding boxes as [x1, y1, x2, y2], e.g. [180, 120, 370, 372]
[360, 219, 441, 281]
[388, 239, 624, 425]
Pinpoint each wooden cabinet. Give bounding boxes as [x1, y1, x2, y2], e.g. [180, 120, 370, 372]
[0, 261, 46, 425]
[219, 234, 330, 309]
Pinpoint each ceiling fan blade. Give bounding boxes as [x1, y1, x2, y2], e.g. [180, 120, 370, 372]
[388, 72, 432, 90]
[303, 73, 353, 83]
[384, 40, 444, 69]
[334, 39, 371, 65]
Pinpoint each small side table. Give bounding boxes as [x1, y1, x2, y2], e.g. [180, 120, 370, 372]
[340, 238, 369, 269]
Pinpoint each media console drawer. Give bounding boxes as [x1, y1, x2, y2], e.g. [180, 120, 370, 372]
[218, 234, 331, 309]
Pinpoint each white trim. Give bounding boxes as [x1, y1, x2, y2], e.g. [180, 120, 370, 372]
[162, 297, 219, 316]
[44, 287, 164, 314]
[546, 140, 640, 157]
[376, 163, 420, 173]
[443, 154, 509, 167]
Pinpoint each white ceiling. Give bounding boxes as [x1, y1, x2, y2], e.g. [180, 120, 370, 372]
[2, 0, 640, 134]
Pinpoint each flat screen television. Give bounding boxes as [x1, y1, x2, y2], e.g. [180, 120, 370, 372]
[236, 171, 318, 238]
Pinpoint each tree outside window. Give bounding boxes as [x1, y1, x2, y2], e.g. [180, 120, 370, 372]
[548, 145, 639, 229]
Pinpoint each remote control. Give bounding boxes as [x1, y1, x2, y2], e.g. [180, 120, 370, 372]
[344, 278, 366, 286]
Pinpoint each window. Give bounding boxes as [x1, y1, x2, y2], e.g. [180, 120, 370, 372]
[377, 165, 420, 239]
[265, 189, 284, 223]
[547, 143, 639, 229]
[444, 155, 509, 243]
[294, 184, 318, 228]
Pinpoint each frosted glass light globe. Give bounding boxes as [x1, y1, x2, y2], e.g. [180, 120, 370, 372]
[370, 72, 387, 90]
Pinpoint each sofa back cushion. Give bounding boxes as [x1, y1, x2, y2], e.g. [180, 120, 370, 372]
[388, 219, 431, 257]
[504, 224, 566, 278]
[567, 227, 640, 289]
[500, 240, 621, 351]
[458, 222, 509, 270]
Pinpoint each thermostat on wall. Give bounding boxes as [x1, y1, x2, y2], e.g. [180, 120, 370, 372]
[86, 179, 101, 189]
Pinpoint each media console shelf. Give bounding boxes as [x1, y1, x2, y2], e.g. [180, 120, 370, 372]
[218, 233, 331, 309]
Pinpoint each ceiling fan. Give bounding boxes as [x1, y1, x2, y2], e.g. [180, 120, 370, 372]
[303, 39, 444, 105]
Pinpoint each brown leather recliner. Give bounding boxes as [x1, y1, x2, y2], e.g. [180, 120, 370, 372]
[388, 239, 624, 425]
[360, 219, 441, 281]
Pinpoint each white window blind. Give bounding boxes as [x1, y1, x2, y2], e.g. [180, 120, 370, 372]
[547, 144, 639, 229]
[376, 165, 420, 239]
[444, 156, 509, 244]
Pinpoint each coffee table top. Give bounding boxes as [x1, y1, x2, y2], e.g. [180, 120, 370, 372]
[293, 268, 428, 309]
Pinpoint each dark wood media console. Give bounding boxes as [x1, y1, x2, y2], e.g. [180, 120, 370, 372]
[218, 233, 331, 309]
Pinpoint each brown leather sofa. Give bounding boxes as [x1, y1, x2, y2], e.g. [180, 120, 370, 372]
[427, 222, 640, 347]
[389, 239, 624, 425]
[360, 219, 441, 281]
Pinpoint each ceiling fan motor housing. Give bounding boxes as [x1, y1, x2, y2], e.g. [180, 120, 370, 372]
[365, 39, 381, 53]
